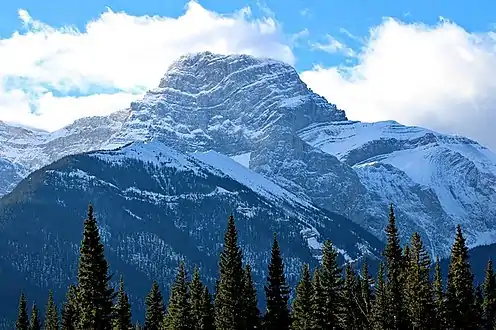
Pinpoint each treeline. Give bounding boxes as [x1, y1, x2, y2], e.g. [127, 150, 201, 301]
[13, 204, 496, 329]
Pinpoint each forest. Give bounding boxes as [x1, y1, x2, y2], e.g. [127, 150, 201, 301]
[13, 204, 496, 330]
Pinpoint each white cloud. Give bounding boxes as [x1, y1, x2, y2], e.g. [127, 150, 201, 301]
[0, 1, 293, 131]
[301, 18, 496, 151]
[311, 34, 356, 57]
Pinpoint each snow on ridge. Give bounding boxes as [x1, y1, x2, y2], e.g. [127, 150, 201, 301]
[230, 152, 251, 168]
[191, 150, 315, 209]
[91, 140, 197, 171]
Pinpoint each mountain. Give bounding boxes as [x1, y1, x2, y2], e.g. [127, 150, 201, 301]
[0, 140, 382, 323]
[0, 51, 495, 259]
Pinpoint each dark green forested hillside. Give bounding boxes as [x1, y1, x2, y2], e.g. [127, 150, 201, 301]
[12, 203, 496, 330]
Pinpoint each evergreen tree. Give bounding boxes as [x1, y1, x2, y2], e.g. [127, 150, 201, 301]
[383, 204, 408, 329]
[76, 204, 114, 329]
[214, 214, 245, 330]
[200, 287, 215, 330]
[61, 285, 77, 330]
[320, 240, 343, 329]
[16, 292, 29, 330]
[404, 232, 434, 329]
[483, 259, 496, 329]
[342, 264, 361, 330]
[264, 234, 290, 330]
[44, 290, 59, 330]
[371, 262, 387, 330]
[243, 265, 261, 329]
[311, 269, 326, 330]
[164, 261, 192, 330]
[291, 264, 313, 330]
[446, 225, 476, 329]
[144, 281, 165, 330]
[189, 266, 204, 330]
[29, 302, 41, 330]
[113, 276, 132, 330]
[358, 261, 373, 329]
[433, 257, 447, 330]
[474, 285, 484, 329]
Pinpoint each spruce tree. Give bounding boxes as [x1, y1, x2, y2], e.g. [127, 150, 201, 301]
[189, 266, 204, 330]
[433, 257, 447, 330]
[214, 214, 245, 330]
[371, 262, 387, 330]
[358, 261, 373, 329]
[61, 285, 77, 330]
[113, 276, 132, 330]
[311, 269, 326, 330]
[404, 232, 434, 329]
[76, 204, 114, 329]
[291, 264, 313, 330]
[446, 225, 476, 329]
[320, 240, 343, 329]
[164, 261, 192, 330]
[264, 234, 290, 330]
[474, 285, 484, 329]
[342, 264, 361, 330]
[144, 281, 165, 330]
[243, 265, 261, 329]
[383, 204, 408, 329]
[16, 292, 29, 330]
[29, 302, 41, 330]
[200, 287, 215, 330]
[44, 290, 59, 330]
[483, 259, 496, 329]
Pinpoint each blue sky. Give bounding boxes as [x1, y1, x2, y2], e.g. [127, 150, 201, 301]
[1, 0, 496, 150]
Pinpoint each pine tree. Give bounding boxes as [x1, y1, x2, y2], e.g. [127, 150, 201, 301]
[189, 266, 204, 330]
[311, 269, 326, 330]
[164, 261, 192, 330]
[243, 265, 261, 329]
[144, 281, 165, 330]
[214, 214, 245, 330]
[371, 262, 387, 330]
[433, 257, 447, 330]
[61, 285, 77, 330]
[264, 234, 290, 330]
[358, 261, 373, 329]
[483, 259, 496, 329]
[291, 264, 313, 330]
[404, 232, 434, 329]
[383, 204, 408, 329]
[342, 264, 361, 330]
[113, 276, 132, 330]
[446, 225, 476, 329]
[76, 204, 114, 329]
[320, 240, 343, 329]
[29, 302, 41, 330]
[200, 287, 215, 330]
[16, 292, 29, 330]
[44, 290, 59, 330]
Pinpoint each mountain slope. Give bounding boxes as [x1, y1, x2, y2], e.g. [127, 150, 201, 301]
[0, 140, 382, 322]
[299, 120, 496, 256]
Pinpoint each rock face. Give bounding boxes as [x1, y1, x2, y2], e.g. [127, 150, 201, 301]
[0, 51, 496, 259]
[0, 140, 382, 323]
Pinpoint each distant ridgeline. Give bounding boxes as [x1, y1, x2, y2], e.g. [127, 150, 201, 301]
[11, 204, 496, 330]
